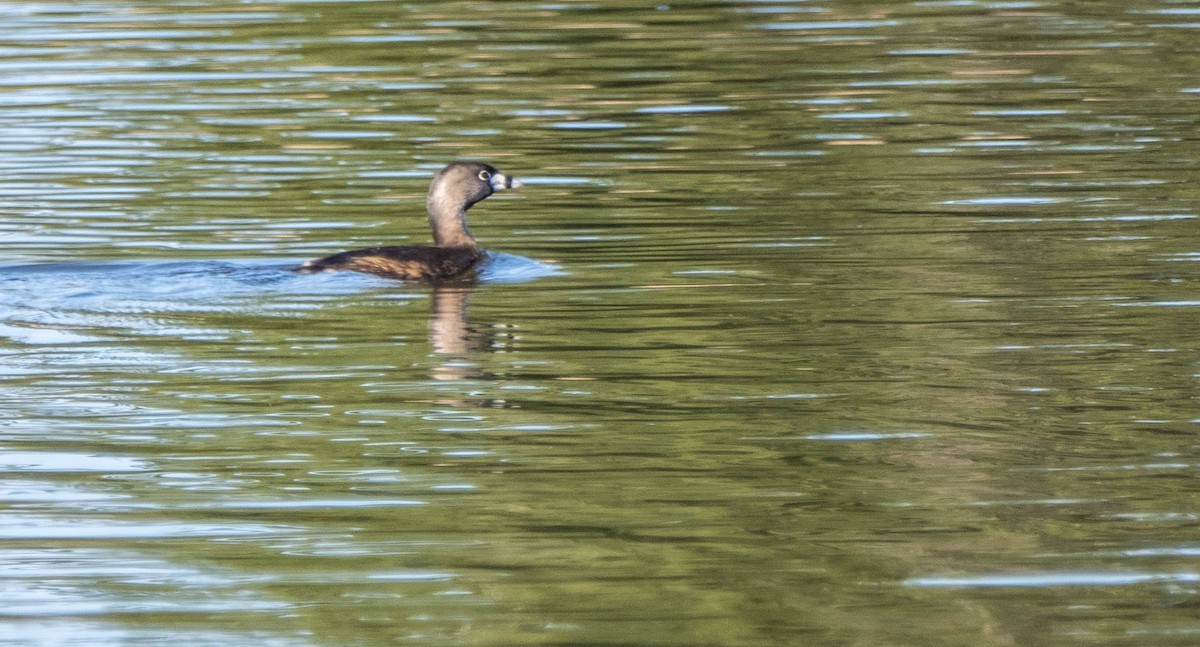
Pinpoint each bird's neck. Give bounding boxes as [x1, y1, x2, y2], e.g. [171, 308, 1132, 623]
[427, 187, 479, 248]
[430, 210, 476, 248]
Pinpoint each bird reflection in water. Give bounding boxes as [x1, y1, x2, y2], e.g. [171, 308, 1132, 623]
[426, 284, 517, 390]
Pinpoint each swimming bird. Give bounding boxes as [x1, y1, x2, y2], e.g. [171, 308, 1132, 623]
[299, 161, 521, 281]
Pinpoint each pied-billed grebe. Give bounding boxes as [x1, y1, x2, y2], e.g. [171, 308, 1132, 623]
[298, 161, 521, 281]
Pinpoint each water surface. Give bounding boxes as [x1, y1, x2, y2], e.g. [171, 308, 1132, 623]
[2, 1, 1200, 646]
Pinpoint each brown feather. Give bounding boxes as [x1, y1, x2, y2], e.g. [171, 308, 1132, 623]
[299, 246, 483, 281]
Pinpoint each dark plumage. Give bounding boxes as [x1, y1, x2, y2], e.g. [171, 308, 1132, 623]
[298, 161, 521, 281]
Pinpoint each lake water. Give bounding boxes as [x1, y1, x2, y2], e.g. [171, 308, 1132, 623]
[1, 1, 1199, 645]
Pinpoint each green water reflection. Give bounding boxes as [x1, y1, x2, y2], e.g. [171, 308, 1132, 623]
[1, 1, 1199, 646]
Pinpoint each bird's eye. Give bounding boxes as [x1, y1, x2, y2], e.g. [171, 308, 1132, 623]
[478, 170, 491, 181]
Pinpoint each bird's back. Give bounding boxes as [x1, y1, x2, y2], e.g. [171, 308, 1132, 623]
[298, 245, 483, 281]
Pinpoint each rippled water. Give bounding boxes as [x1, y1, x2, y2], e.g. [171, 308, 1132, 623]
[2, 1, 1200, 645]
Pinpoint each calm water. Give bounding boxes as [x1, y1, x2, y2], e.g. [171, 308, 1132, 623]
[1, 1, 1199, 645]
